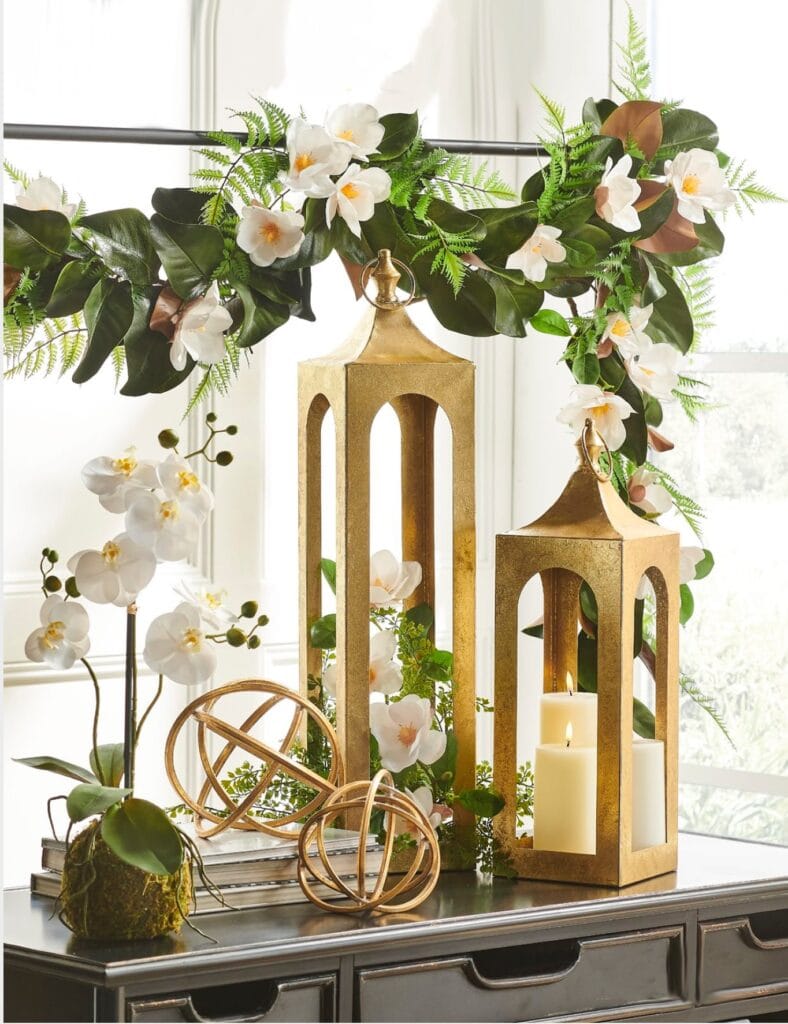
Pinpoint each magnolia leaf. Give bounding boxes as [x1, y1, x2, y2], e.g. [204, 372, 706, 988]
[643, 393, 663, 427]
[659, 108, 719, 155]
[150, 214, 224, 300]
[405, 602, 434, 631]
[72, 278, 133, 384]
[320, 558, 337, 594]
[45, 259, 103, 317]
[89, 743, 125, 788]
[635, 182, 698, 255]
[232, 281, 289, 348]
[66, 783, 131, 823]
[456, 787, 505, 818]
[330, 215, 373, 266]
[634, 186, 675, 239]
[375, 112, 419, 159]
[476, 270, 540, 337]
[122, 287, 194, 396]
[694, 549, 715, 580]
[601, 100, 663, 159]
[151, 186, 211, 224]
[582, 96, 618, 128]
[680, 583, 695, 625]
[530, 309, 572, 337]
[646, 269, 693, 353]
[101, 797, 183, 876]
[425, 270, 498, 336]
[553, 197, 596, 233]
[578, 632, 655, 739]
[426, 198, 486, 241]
[655, 211, 724, 268]
[616, 376, 648, 465]
[521, 615, 544, 639]
[4, 205, 71, 271]
[309, 613, 336, 649]
[80, 208, 160, 287]
[599, 352, 627, 389]
[473, 204, 537, 264]
[13, 755, 97, 784]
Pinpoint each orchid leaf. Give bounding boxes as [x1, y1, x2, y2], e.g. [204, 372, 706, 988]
[13, 755, 97, 785]
[101, 797, 183, 876]
[66, 783, 131, 823]
[89, 743, 125, 788]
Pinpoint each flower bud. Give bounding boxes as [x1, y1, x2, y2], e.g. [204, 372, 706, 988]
[44, 575, 62, 592]
[216, 450, 233, 466]
[48, 550, 59, 563]
[257, 614, 269, 627]
[226, 425, 238, 436]
[65, 576, 81, 598]
[240, 600, 258, 619]
[41, 547, 50, 558]
[226, 627, 246, 647]
[206, 412, 218, 424]
[247, 635, 261, 650]
[158, 428, 179, 449]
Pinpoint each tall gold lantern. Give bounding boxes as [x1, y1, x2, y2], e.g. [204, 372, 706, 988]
[298, 250, 476, 836]
[493, 421, 679, 887]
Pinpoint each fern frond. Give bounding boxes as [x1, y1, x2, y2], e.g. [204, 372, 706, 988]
[3, 159, 30, 190]
[725, 159, 785, 216]
[181, 339, 242, 419]
[644, 460, 705, 538]
[615, 5, 652, 101]
[680, 674, 735, 747]
[676, 264, 716, 349]
[533, 88, 566, 140]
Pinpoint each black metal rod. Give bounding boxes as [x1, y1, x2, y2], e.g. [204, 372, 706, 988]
[123, 607, 137, 792]
[4, 122, 547, 157]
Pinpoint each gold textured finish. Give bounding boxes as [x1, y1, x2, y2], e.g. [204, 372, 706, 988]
[493, 421, 680, 887]
[164, 679, 344, 839]
[298, 251, 476, 838]
[297, 770, 440, 913]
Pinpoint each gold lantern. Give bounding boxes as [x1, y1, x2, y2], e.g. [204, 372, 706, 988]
[298, 250, 476, 836]
[493, 421, 679, 887]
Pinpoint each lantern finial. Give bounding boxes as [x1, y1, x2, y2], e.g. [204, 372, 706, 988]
[370, 249, 401, 307]
[577, 418, 611, 482]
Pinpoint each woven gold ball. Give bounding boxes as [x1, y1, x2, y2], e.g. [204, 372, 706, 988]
[297, 770, 440, 914]
[165, 679, 343, 839]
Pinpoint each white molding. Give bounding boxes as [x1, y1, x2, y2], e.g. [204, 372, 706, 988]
[680, 762, 788, 800]
[689, 352, 788, 375]
[3, 653, 155, 688]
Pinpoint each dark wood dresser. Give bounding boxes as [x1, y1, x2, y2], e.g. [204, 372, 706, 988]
[4, 833, 787, 1023]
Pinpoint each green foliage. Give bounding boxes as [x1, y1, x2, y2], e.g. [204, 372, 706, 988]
[182, 337, 242, 418]
[66, 783, 131, 823]
[643, 460, 705, 538]
[725, 159, 785, 216]
[3, 158, 30, 190]
[614, 5, 652, 101]
[4, 314, 87, 381]
[101, 798, 184, 877]
[13, 755, 97, 785]
[675, 263, 715, 349]
[672, 374, 714, 424]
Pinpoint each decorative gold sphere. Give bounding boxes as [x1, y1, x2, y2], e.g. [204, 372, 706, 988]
[297, 770, 440, 914]
[164, 679, 343, 839]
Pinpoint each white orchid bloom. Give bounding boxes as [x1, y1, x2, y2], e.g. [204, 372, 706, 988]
[664, 149, 734, 225]
[626, 342, 681, 400]
[169, 283, 232, 372]
[628, 467, 672, 516]
[284, 119, 350, 196]
[369, 550, 422, 607]
[325, 164, 391, 238]
[156, 454, 213, 524]
[67, 534, 157, 607]
[595, 154, 641, 232]
[557, 383, 635, 452]
[505, 224, 566, 283]
[236, 204, 305, 267]
[24, 595, 90, 669]
[326, 103, 385, 159]
[143, 601, 216, 685]
[323, 629, 402, 698]
[124, 491, 200, 562]
[174, 581, 238, 631]
[638, 544, 705, 600]
[369, 694, 447, 774]
[395, 785, 443, 837]
[81, 446, 159, 513]
[16, 176, 76, 219]
[601, 304, 653, 358]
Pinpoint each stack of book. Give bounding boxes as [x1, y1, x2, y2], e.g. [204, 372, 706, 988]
[31, 824, 383, 914]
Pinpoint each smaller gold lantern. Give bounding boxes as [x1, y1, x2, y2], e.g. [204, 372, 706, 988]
[493, 421, 679, 887]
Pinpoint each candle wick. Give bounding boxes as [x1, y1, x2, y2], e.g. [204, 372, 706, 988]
[566, 737, 571, 748]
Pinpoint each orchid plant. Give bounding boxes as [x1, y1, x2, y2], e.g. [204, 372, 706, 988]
[15, 415, 267, 925]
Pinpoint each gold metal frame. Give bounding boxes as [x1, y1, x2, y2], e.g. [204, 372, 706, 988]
[298, 251, 476, 837]
[493, 423, 680, 887]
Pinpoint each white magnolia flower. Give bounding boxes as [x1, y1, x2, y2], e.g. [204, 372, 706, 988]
[323, 629, 402, 698]
[284, 119, 350, 196]
[157, 454, 213, 523]
[601, 304, 653, 358]
[169, 283, 232, 372]
[325, 164, 391, 237]
[395, 785, 443, 836]
[628, 467, 672, 516]
[557, 383, 635, 451]
[16, 176, 76, 219]
[595, 154, 642, 231]
[626, 342, 681, 400]
[24, 595, 90, 669]
[124, 491, 200, 561]
[68, 534, 157, 607]
[370, 695, 447, 774]
[664, 149, 735, 225]
[174, 581, 238, 631]
[505, 224, 566, 283]
[143, 601, 216, 685]
[236, 204, 305, 267]
[369, 550, 422, 607]
[326, 103, 384, 159]
[637, 544, 705, 599]
[81, 447, 159, 513]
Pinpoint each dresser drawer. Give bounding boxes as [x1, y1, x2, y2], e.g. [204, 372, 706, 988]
[127, 973, 336, 1023]
[356, 926, 686, 1022]
[698, 910, 788, 1005]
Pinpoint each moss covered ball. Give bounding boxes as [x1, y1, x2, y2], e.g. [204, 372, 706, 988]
[60, 820, 192, 941]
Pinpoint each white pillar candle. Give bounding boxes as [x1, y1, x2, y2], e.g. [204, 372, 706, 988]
[632, 738, 666, 850]
[539, 680, 598, 746]
[533, 724, 597, 855]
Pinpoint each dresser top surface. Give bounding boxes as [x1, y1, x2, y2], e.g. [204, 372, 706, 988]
[4, 833, 787, 981]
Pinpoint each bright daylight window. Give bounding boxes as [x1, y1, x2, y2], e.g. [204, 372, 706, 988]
[649, 0, 788, 843]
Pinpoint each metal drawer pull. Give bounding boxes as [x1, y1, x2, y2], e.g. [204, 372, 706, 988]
[465, 938, 581, 989]
[748, 909, 788, 947]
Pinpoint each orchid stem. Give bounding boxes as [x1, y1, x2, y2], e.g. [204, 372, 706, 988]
[123, 606, 137, 792]
[136, 675, 164, 746]
[80, 657, 103, 785]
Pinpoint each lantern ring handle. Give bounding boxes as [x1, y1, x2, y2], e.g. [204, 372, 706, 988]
[360, 257, 417, 309]
[580, 420, 613, 482]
